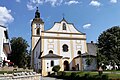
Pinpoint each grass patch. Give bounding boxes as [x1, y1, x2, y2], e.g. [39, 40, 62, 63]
[105, 73, 120, 79]
[54, 71, 120, 79]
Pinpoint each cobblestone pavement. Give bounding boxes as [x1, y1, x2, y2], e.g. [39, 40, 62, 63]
[40, 76, 63, 80]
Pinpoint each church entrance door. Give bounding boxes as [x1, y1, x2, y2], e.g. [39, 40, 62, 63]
[64, 60, 69, 71]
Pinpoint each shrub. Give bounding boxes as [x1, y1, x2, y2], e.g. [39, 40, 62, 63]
[94, 74, 108, 80]
[52, 65, 60, 72]
[57, 71, 66, 76]
[23, 66, 26, 69]
[70, 72, 77, 80]
[102, 74, 108, 80]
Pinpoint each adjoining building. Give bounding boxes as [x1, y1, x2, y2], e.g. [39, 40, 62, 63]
[0, 25, 11, 67]
[31, 7, 97, 76]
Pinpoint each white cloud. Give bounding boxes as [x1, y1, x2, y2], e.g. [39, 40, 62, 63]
[27, 0, 64, 10]
[27, 3, 36, 10]
[83, 24, 91, 29]
[27, 0, 79, 10]
[65, 0, 79, 5]
[16, 0, 20, 3]
[110, 0, 117, 3]
[27, 0, 44, 10]
[32, 0, 44, 4]
[0, 6, 14, 26]
[45, 0, 63, 7]
[45, 0, 57, 6]
[89, 0, 101, 7]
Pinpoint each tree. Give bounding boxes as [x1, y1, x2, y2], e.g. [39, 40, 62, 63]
[85, 56, 93, 66]
[97, 26, 120, 67]
[52, 65, 60, 75]
[9, 37, 29, 68]
[26, 52, 31, 68]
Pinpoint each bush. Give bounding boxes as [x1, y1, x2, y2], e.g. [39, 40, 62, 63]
[52, 65, 60, 72]
[13, 65, 18, 68]
[94, 74, 108, 80]
[57, 71, 66, 76]
[23, 66, 26, 69]
[102, 74, 108, 80]
[70, 72, 77, 80]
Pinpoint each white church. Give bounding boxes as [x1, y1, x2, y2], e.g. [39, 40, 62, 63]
[31, 7, 97, 76]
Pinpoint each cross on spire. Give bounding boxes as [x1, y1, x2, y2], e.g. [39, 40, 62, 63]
[35, 7, 40, 18]
[37, 7, 38, 11]
[62, 13, 65, 20]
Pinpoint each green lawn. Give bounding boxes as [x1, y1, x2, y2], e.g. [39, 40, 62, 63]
[56, 71, 120, 79]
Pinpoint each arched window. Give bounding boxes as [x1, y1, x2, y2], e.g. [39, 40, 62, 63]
[62, 44, 68, 52]
[51, 60, 54, 67]
[63, 23, 66, 30]
[78, 51, 81, 56]
[49, 50, 53, 54]
[36, 28, 40, 35]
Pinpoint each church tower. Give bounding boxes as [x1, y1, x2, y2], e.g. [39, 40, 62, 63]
[31, 7, 44, 51]
[31, 7, 44, 68]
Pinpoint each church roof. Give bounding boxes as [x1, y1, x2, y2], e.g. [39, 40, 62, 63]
[87, 42, 97, 56]
[0, 25, 6, 28]
[74, 42, 97, 59]
[31, 7, 44, 25]
[35, 7, 40, 18]
[32, 18, 44, 23]
[60, 17, 68, 23]
[41, 53, 62, 58]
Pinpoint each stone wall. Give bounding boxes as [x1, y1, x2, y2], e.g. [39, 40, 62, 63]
[0, 72, 40, 80]
[0, 66, 33, 72]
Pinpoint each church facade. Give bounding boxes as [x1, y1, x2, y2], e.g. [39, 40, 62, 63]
[31, 8, 97, 76]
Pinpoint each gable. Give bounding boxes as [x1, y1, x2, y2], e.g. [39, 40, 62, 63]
[46, 19, 83, 34]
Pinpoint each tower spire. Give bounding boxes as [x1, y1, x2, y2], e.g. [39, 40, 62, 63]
[35, 7, 40, 18]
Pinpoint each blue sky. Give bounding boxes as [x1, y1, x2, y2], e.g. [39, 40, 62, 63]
[0, 0, 120, 49]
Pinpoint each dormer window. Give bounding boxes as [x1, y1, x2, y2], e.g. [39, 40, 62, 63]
[63, 23, 66, 30]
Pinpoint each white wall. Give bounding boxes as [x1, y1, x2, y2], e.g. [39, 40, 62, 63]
[44, 58, 60, 72]
[0, 26, 10, 66]
[47, 20, 81, 34]
[33, 39, 41, 71]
